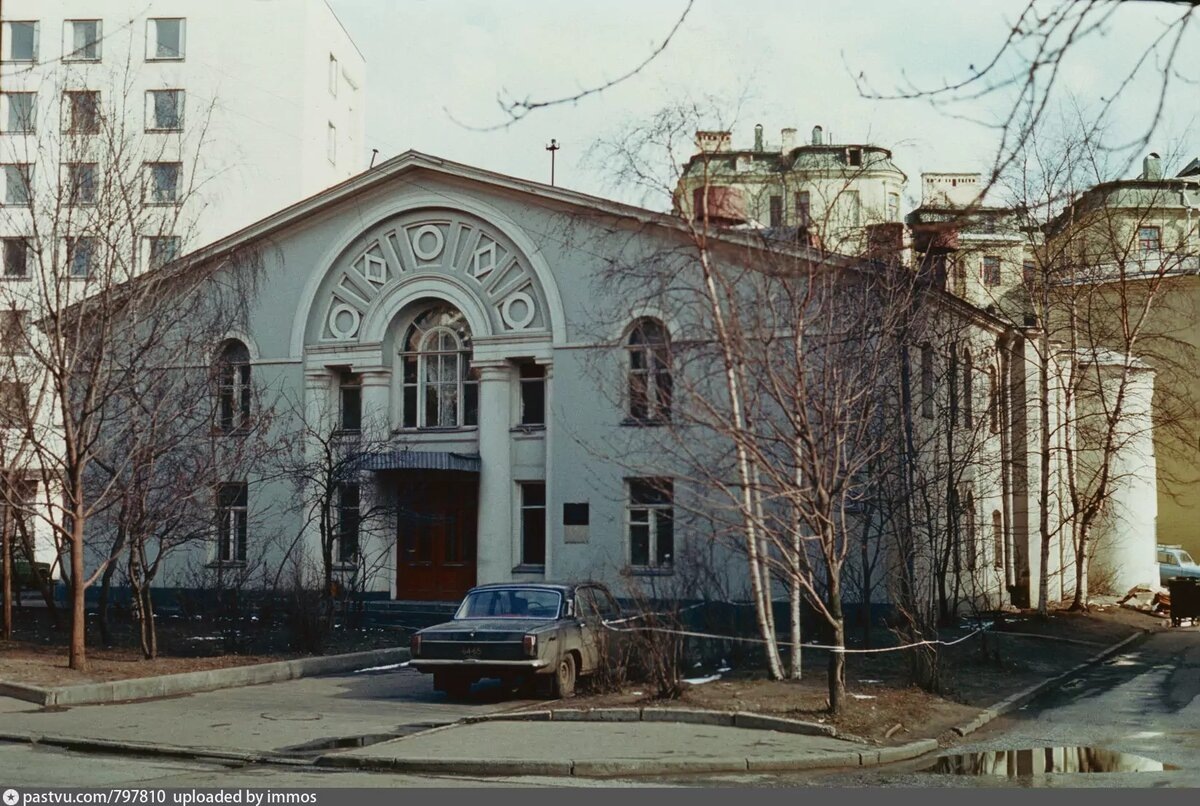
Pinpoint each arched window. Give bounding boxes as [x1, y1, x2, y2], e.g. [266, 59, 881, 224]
[987, 366, 1000, 433]
[215, 339, 251, 433]
[400, 305, 477, 429]
[627, 318, 671, 423]
[992, 510, 1004, 570]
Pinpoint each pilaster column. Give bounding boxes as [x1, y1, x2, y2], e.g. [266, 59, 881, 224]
[358, 368, 392, 442]
[475, 362, 512, 584]
[303, 368, 332, 463]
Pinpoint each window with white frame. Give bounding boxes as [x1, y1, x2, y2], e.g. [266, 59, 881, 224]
[795, 190, 811, 226]
[627, 478, 674, 569]
[982, 255, 1001, 287]
[987, 366, 1000, 433]
[145, 235, 180, 270]
[215, 482, 248, 563]
[887, 192, 901, 222]
[147, 18, 185, 60]
[64, 20, 101, 61]
[145, 162, 181, 203]
[626, 318, 671, 423]
[520, 481, 546, 566]
[962, 349, 974, 428]
[2, 93, 36, 134]
[399, 305, 478, 429]
[63, 91, 100, 134]
[2, 238, 29, 279]
[327, 122, 337, 165]
[65, 162, 98, 205]
[1138, 226, 1161, 252]
[336, 483, 360, 564]
[518, 362, 546, 426]
[2, 21, 38, 62]
[65, 236, 98, 278]
[0, 309, 28, 355]
[215, 339, 251, 433]
[329, 54, 339, 96]
[145, 89, 183, 131]
[2, 164, 32, 206]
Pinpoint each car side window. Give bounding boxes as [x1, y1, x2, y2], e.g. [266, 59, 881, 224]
[576, 588, 602, 622]
[593, 588, 620, 620]
[1160, 551, 1178, 565]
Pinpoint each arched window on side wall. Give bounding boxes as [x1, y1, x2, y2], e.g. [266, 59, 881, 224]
[627, 318, 671, 423]
[399, 305, 477, 430]
[962, 349, 974, 429]
[215, 339, 251, 433]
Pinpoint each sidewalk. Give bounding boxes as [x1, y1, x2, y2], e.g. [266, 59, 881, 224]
[317, 719, 937, 777]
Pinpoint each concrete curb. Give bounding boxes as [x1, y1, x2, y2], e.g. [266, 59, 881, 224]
[0, 647, 410, 707]
[951, 629, 1147, 738]
[461, 706, 837, 738]
[313, 736, 943, 778]
[0, 729, 263, 764]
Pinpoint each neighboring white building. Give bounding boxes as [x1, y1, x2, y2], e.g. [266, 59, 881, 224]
[0, 0, 365, 251]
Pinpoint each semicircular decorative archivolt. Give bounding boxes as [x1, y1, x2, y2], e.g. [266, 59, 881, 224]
[311, 210, 552, 344]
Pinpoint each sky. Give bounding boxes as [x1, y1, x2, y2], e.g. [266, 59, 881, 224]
[325, 0, 1200, 211]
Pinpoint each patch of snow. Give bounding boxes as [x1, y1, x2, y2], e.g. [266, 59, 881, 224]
[849, 693, 876, 700]
[353, 662, 408, 673]
[860, 679, 883, 684]
[683, 674, 723, 685]
[717, 666, 732, 673]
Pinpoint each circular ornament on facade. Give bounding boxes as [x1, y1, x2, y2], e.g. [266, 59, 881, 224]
[329, 303, 362, 340]
[500, 291, 537, 331]
[411, 225, 445, 261]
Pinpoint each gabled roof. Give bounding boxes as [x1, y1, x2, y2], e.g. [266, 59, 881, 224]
[182, 150, 833, 269]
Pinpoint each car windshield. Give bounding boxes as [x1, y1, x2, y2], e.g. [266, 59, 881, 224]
[455, 588, 563, 620]
[1180, 551, 1196, 566]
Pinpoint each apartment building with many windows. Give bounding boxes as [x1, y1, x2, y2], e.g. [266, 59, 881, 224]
[0, 1, 364, 571]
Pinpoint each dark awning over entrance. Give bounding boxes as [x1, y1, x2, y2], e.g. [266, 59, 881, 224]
[357, 450, 481, 473]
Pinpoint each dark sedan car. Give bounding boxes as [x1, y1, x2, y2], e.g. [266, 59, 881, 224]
[408, 582, 622, 699]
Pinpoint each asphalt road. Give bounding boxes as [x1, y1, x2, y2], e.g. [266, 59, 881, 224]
[683, 625, 1200, 787]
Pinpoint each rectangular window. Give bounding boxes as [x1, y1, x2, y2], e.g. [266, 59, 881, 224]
[145, 89, 184, 131]
[65, 162, 98, 205]
[769, 195, 783, 228]
[327, 122, 337, 165]
[66, 236, 98, 278]
[835, 190, 861, 226]
[63, 91, 100, 134]
[2, 164, 32, 206]
[64, 20, 101, 61]
[1023, 260, 1036, 287]
[795, 191, 811, 226]
[627, 478, 674, 569]
[519, 363, 545, 426]
[1138, 226, 1161, 252]
[2, 238, 29, 278]
[329, 55, 339, 96]
[0, 310, 28, 355]
[2, 21, 38, 62]
[215, 483, 248, 563]
[887, 192, 900, 222]
[847, 147, 863, 167]
[146, 236, 180, 270]
[2, 93, 36, 134]
[982, 255, 1001, 287]
[520, 481, 546, 566]
[148, 18, 185, 60]
[336, 483, 360, 564]
[146, 162, 181, 204]
[920, 345, 934, 419]
[339, 371, 362, 432]
[0, 381, 29, 429]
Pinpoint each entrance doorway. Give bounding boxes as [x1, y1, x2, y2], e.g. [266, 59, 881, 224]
[395, 470, 478, 601]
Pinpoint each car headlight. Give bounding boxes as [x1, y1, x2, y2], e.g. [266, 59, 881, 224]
[522, 634, 538, 658]
[410, 634, 422, 657]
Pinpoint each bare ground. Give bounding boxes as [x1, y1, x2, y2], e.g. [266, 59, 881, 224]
[0, 642, 292, 687]
[553, 603, 1164, 744]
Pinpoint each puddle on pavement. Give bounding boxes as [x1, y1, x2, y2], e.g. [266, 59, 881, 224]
[925, 747, 1177, 777]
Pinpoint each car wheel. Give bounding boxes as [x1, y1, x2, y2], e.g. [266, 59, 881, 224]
[549, 653, 577, 699]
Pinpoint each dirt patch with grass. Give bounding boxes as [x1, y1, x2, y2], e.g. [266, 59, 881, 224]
[0, 642, 290, 687]
[548, 605, 1161, 744]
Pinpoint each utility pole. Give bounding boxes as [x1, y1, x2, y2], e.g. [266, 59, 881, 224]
[545, 139, 560, 186]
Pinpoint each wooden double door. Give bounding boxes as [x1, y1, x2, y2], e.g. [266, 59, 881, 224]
[395, 470, 479, 601]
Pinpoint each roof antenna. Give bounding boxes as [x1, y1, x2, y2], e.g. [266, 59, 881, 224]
[546, 139, 560, 186]
[369, 148, 379, 169]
